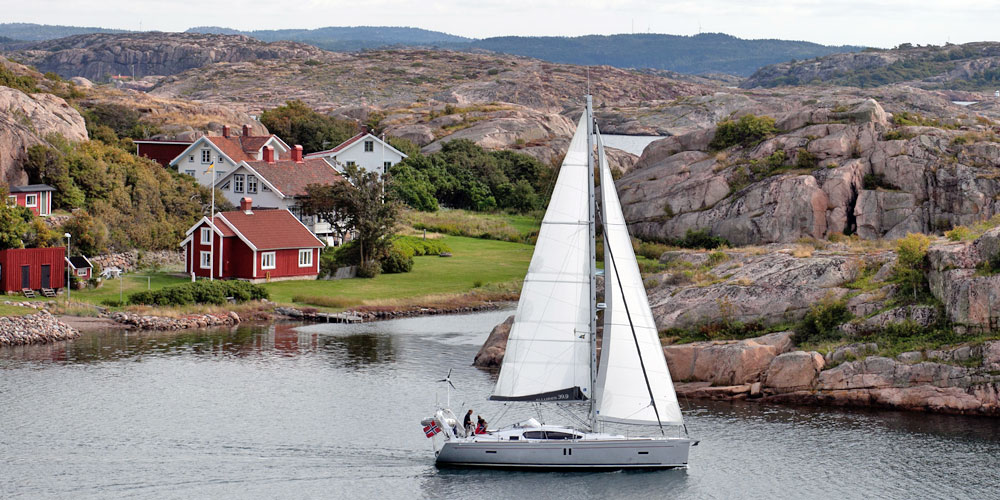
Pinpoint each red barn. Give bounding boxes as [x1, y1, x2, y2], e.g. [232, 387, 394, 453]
[180, 198, 324, 282]
[0, 247, 66, 292]
[134, 139, 194, 168]
[7, 185, 55, 216]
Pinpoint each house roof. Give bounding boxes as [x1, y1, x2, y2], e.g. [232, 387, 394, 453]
[241, 158, 344, 197]
[10, 184, 56, 193]
[66, 256, 92, 269]
[303, 131, 408, 159]
[171, 133, 287, 166]
[218, 209, 324, 250]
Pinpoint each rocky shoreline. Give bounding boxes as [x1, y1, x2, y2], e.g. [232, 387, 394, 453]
[278, 302, 506, 323]
[0, 311, 79, 347]
[105, 311, 243, 330]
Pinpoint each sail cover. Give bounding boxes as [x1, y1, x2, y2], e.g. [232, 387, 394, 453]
[594, 134, 684, 425]
[491, 113, 593, 402]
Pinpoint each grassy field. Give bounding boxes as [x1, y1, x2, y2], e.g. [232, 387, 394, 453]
[0, 304, 36, 316]
[71, 272, 190, 305]
[268, 235, 533, 308]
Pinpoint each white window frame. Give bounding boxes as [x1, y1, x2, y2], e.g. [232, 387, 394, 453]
[189, 155, 195, 163]
[200, 227, 212, 245]
[247, 175, 258, 194]
[76, 268, 88, 277]
[262, 184, 271, 192]
[234, 174, 244, 193]
[6, 195, 14, 206]
[261, 252, 276, 270]
[220, 180, 231, 191]
[200, 251, 212, 269]
[201, 149, 212, 164]
[298, 249, 313, 268]
[364, 140, 374, 152]
[184, 169, 195, 176]
[346, 161, 356, 167]
[24, 194, 37, 207]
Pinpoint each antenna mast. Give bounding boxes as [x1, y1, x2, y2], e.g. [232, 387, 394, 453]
[585, 95, 597, 430]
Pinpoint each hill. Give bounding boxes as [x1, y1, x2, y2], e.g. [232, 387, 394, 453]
[186, 25, 470, 51]
[743, 42, 1000, 90]
[0, 23, 127, 41]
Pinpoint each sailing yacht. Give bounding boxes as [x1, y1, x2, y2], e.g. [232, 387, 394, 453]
[421, 96, 695, 470]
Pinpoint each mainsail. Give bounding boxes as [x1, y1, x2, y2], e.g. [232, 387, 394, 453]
[491, 113, 594, 401]
[594, 133, 684, 425]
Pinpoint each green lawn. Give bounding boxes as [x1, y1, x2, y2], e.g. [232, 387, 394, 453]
[70, 272, 189, 305]
[264, 235, 533, 305]
[0, 304, 36, 316]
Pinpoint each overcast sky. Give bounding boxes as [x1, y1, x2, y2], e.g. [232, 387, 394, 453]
[6, 0, 1000, 48]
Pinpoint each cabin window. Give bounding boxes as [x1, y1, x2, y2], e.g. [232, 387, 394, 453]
[298, 249, 313, 268]
[200, 251, 212, 269]
[24, 194, 37, 207]
[383, 161, 392, 172]
[543, 432, 580, 440]
[364, 140, 374, 152]
[201, 149, 211, 163]
[247, 175, 258, 194]
[76, 269, 88, 277]
[234, 174, 245, 193]
[346, 161, 356, 168]
[6, 195, 14, 206]
[261, 252, 276, 270]
[218, 155, 225, 163]
[522, 431, 545, 439]
[200, 227, 212, 245]
[189, 155, 195, 162]
[184, 169, 195, 177]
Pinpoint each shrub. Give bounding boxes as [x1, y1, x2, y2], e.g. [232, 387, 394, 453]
[709, 114, 778, 150]
[862, 173, 898, 190]
[795, 148, 817, 169]
[634, 239, 671, 260]
[128, 280, 269, 306]
[357, 260, 381, 278]
[795, 296, 852, 344]
[671, 229, 729, 250]
[380, 247, 414, 274]
[892, 233, 932, 303]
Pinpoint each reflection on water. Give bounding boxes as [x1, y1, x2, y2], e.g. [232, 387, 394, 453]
[0, 322, 396, 368]
[2, 310, 1000, 500]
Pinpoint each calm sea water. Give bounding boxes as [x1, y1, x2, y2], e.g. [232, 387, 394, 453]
[2, 310, 999, 499]
[601, 135, 664, 156]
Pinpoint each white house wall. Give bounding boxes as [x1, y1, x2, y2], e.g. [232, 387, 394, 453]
[172, 138, 238, 187]
[217, 166, 290, 211]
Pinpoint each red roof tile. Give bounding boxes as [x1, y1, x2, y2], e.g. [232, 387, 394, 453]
[209, 216, 236, 237]
[244, 158, 344, 197]
[304, 130, 366, 157]
[206, 134, 285, 162]
[218, 209, 323, 250]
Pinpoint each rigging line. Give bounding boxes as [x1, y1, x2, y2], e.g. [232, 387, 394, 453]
[602, 227, 666, 436]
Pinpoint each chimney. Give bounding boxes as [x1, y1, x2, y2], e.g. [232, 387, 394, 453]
[263, 145, 274, 163]
[242, 124, 251, 137]
[222, 125, 230, 138]
[292, 145, 303, 163]
[241, 197, 253, 214]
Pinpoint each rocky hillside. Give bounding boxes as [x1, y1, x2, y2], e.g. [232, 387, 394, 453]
[743, 42, 1000, 90]
[10, 32, 325, 81]
[619, 96, 1000, 246]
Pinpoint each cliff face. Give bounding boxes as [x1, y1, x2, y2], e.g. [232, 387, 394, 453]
[0, 83, 87, 185]
[619, 98, 1000, 246]
[12, 32, 325, 81]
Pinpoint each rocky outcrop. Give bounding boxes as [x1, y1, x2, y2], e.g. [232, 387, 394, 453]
[927, 227, 1000, 331]
[473, 314, 513, 368]
[662, 331, 793, 385]
[0, 85, 88, 185]
[0, 311, 79, 346]
[620, 97, 1000, 245]
[421, 108, 575, 163]
[13, 32, 326, 80]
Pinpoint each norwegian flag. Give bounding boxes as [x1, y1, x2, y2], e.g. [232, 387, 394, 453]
[423, 422, 441, 438]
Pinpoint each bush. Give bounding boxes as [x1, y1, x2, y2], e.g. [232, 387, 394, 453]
[393, 236, 451, 257]
[380, 247, 414, 274]
[709, 114, 778, 150]
[795, 297, 852, 344]
[128, 280, 269, 306]
[357, 260, 381, 279]
[671, 229, 729, 250]
[892, 233, 932, 303]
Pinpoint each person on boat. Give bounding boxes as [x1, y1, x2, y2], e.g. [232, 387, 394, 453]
[464, 410, 474, 435]
[476, 417, 487, 435]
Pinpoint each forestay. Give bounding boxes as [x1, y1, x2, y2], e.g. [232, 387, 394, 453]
[594, 134, 684, 425]
[491, 113, 593, 402]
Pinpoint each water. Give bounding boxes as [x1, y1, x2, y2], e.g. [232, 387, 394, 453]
[2, 310, 999, 499]
[601, 135, 664, 156]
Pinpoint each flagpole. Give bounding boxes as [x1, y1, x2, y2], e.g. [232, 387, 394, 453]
[210, 163, 215, 281]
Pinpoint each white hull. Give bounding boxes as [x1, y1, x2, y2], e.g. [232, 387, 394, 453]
[436, 437, 692, 470]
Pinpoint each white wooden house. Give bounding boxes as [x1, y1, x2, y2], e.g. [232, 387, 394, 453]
[169, 125, 290, 188]
[304, 130, 407, 176]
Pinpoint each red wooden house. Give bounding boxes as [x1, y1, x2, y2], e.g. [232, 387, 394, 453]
[66, 256, 94, 281]
[7, 184, 55, 216]
[0, 247, 66, 292]
[180, 198, 324, 282]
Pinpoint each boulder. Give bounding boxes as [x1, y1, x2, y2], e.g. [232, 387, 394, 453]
[0, 87, 88, 185]
[663, 335, 779, 385]
[763, 351, 825, 392]
[473, 315, 514, 368]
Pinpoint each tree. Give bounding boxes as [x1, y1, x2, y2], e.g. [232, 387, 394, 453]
[259, 100, 359, 154]
[300, 182, 354, 242]
[0, 202, 29, 250]
[62, 210, 110, 256]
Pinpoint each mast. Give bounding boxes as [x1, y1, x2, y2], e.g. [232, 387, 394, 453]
[586, 95, 598, 429]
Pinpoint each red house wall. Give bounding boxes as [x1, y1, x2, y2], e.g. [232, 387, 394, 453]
[253, 248, 319, 279]
[188, 222, 226, 279]
[137, 142, 192, 168]
[0, 247, 67, 291]
[9, 191, 49, 216]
